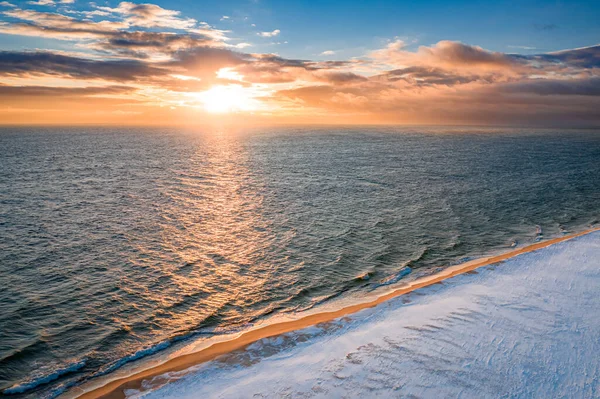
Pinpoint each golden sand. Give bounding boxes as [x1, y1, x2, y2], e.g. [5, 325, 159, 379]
[74, 228, 599, 399]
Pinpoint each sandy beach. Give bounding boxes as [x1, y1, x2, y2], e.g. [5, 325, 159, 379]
[69, 227, 599, 399]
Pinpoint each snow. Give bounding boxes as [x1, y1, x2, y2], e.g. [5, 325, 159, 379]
[128, 232, 600, 398]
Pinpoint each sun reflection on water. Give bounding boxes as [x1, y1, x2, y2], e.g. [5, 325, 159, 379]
[123, 133, 290, 340]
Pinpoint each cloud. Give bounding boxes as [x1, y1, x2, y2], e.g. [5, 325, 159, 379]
[0, 51, 168, 81]
[0, 84, 134, 96]
[0, 1, 598, 126]
[227, 53, 359, 85]
[87, 31, 222, 59]
[167, 47, 250, 79]
[0, 6, 229, 58]
[0, 7, 129, 40]
[0, 4, 223, 45]
[232, 42, 252, 49]
[26, 0, 54, 5]
[94, 2, 197, 29]
[371, 40, 522, 72]
[314, 71, 367, 85]
[265, 40, 600, 124]
[497, 77, 600, 96]
[373, 66, 483, 86]
[26, 0, 74, 5]
[258, 29, 280, 37]
[2, 7, 129, 31]
[508, 45, 537, 50]
[534, 44, 600, 68]
[65, 9, 112, 18]
[368, 40, 600, 86]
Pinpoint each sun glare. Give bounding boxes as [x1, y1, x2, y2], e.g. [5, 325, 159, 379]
[195, 85, 259, 114]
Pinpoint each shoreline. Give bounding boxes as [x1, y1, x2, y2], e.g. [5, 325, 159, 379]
[71, 227, 599, 399]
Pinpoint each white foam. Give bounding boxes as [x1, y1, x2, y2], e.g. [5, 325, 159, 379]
[94, 341, 173, 378]
[3, 359, 86, 395]
[374, 266, 412, 288]
[129, 232, 600, 398]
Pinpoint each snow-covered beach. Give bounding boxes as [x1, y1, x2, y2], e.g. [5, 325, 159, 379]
[115, 230, 600, 398]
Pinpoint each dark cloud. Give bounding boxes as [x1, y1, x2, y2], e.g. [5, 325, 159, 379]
[0, 51, 167, 81]
[0, 47, 259, 89]
[313, 60, 355, 68]
[246, 55, 353, 72]
[0, 84, 134, 96]
[497, 77, 600, 96]
[231, 54, 359, 84]
[251, 54, 313, 69]
[0, 46, 353, 87]
[89, 31, 218, 59]
[317, 71, 368, 85]
[374, 66, 482, 86]
[533, 45, 600, 69]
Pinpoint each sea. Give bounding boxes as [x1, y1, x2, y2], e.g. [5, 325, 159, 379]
[0, 126, 599, 398]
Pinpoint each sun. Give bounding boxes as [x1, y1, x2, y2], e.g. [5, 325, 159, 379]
[195, 85, 259, 114]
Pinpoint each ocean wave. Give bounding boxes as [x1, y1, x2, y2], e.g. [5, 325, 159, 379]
[130, 231, 600, 399]
[354, 270, 375, 281]
[373, 266, 412, 288]
[91, 328, 223, 381]
[93, 341, 172, 378]
[535, 224, 544, 241]
[3, 359, 86, 395]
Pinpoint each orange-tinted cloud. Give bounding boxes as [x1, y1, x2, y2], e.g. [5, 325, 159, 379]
[0, 2, 599, 126]
[371, 40, 524, 72]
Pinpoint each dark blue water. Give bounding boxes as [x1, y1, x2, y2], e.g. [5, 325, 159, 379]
[0, 126, 599, 398]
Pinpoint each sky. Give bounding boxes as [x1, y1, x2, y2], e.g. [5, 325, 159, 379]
[0, 0, 599, 126]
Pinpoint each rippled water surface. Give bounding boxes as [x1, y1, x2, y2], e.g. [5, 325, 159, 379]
[0, 126, 599, 397]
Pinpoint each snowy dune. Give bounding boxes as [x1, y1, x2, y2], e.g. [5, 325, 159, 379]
[127, 231, 600, 398]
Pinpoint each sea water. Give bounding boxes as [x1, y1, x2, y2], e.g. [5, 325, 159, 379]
[0, 126, 599, 397]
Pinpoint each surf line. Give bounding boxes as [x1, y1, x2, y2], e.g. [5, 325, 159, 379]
[74, 227, 599, 399]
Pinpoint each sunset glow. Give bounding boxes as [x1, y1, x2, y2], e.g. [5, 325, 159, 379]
[0, 1, 598, 126]
[194, 85, 261, 114]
